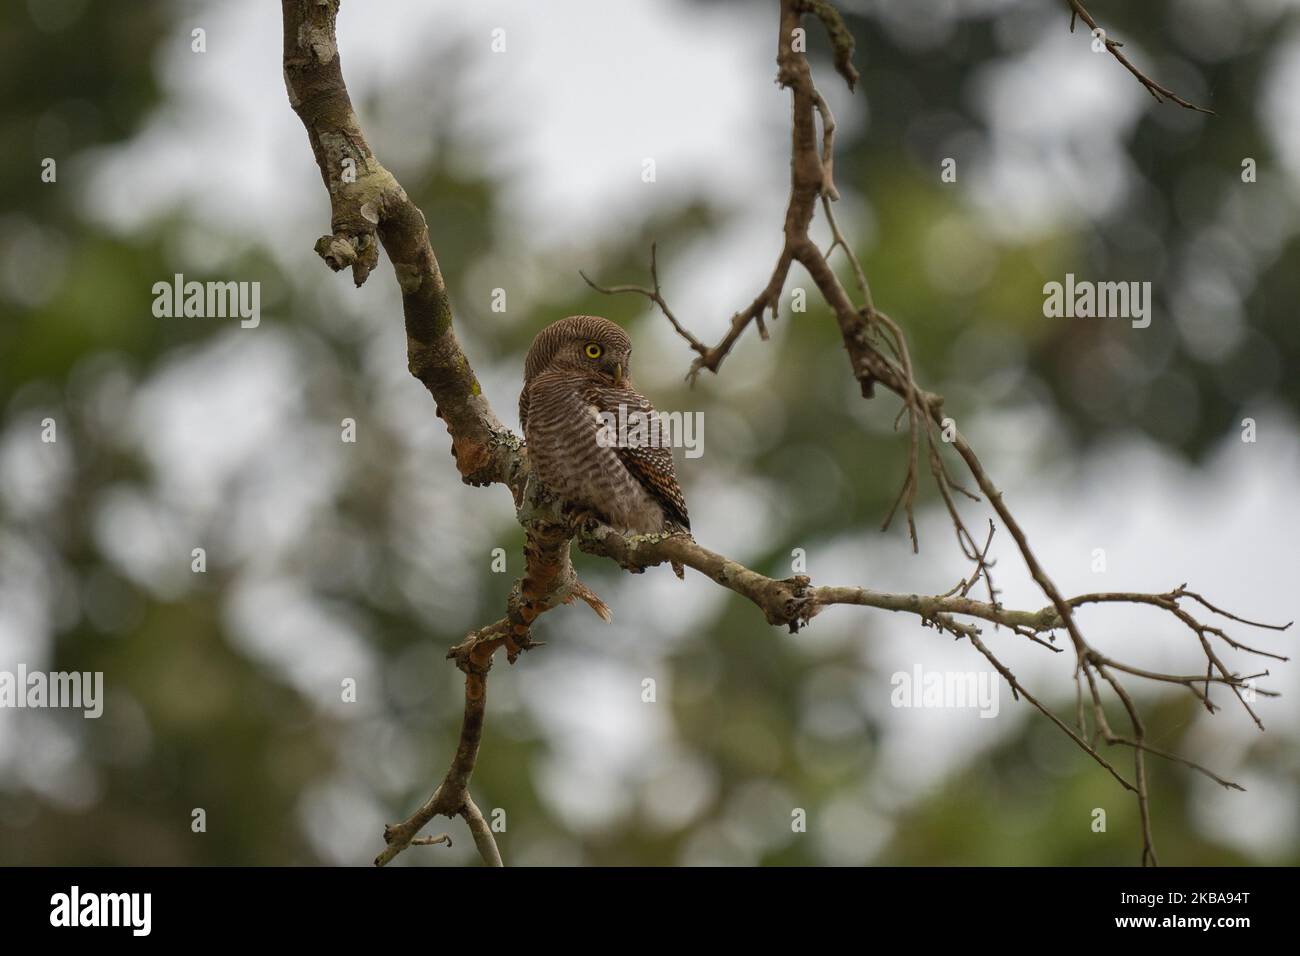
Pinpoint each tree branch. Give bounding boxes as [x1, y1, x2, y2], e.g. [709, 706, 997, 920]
[581, 0, 1279, 865]
[1066, 0, 1215, 114]
[283, 0, 1283, 868]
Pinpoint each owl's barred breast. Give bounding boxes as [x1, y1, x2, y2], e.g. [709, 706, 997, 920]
[523, 371, 669, 534]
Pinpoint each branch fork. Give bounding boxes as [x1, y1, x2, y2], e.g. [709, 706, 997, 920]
[282, 0, 1281, 868]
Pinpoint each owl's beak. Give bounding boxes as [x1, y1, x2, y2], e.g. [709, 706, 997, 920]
[612, 362, 624, 386]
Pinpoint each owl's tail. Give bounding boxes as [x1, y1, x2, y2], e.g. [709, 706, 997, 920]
[671, 560, 685, 580]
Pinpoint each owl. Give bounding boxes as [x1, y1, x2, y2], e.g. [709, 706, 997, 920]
[521, 315, 690, 575]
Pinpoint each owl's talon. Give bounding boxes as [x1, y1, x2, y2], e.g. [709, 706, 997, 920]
[563, 506, 601, 535]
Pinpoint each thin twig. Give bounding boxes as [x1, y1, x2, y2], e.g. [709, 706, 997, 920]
[1066, 0, 1214, 114]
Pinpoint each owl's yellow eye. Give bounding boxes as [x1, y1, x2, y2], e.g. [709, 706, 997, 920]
[584, 342, 603, 359]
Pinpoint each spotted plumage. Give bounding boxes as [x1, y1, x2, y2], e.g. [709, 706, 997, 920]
[521, 315, 690, 576]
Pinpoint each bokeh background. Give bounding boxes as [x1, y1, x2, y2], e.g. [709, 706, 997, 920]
[1, 0, 1297, 865]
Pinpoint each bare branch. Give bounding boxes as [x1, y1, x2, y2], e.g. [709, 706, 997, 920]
[410, 833, 452, 848]
[580, 243, 710, 361]
[1066, 0, 1214, 114]
[282, 0, 607, 867]
[583, 0, 1275, 865]
[284, 0, 1280, 869]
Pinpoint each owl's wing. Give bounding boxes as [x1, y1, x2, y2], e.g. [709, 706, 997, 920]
[584, 381, 690, 532]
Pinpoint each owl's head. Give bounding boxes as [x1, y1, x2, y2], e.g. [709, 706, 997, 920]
[523, 315, 633, 385]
